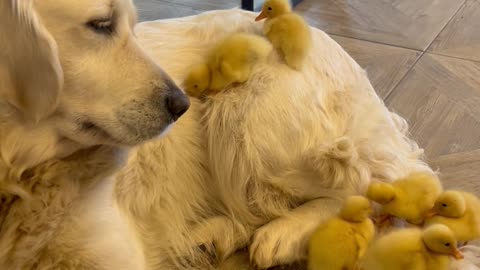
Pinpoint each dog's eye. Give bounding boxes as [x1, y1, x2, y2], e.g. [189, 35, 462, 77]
[87, 19, 114, 35]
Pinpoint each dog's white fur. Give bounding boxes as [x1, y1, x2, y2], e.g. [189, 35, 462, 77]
[115, 9, 433, 269]
[0, 0, 436, 268]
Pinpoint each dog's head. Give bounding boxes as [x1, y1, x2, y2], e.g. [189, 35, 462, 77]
[0, 0, 189, 168]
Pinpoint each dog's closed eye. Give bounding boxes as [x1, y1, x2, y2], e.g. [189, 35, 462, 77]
[87, 18, 114, 35]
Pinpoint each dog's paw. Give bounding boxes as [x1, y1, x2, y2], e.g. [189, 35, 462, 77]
[249, 218, 305, 269]
[191, 216, 248, 262]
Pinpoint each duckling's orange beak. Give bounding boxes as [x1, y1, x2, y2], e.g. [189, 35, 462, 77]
[255, 11, 268, 21]
[452, 248, 464, 260]
[424, 209, 438, 218]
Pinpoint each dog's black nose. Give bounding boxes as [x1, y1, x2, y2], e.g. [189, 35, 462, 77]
[166, 82, 190, 121]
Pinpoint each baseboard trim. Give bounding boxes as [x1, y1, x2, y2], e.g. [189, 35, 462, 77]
[241, 0, 303, 11]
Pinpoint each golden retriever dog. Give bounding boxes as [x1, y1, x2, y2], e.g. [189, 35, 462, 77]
[115, 9, 434, 270]
[1, 0, 457, 269]
[0, 0, 189, 269]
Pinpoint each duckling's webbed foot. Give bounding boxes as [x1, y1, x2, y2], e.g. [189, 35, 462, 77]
[373, 214, 393, 233]
[373, 214, 391, 225]
[459, 241, 469, 247]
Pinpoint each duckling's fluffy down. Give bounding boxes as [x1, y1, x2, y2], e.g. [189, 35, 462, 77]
[115, 8, 436, 269]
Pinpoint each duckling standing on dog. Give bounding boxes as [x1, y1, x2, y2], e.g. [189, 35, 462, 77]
[183, 33, 272, 97]
[255, 0, 312, 70]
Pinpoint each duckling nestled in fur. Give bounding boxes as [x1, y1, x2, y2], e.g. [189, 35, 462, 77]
[183, 33, 272, 97]
[308, 195, 375, 270]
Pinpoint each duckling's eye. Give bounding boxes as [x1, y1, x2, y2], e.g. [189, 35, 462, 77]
[194, 84, 198, 89]
[444, 243, 451, 247]
[442, 203, 448, 207]
[268, 7, 272, 10]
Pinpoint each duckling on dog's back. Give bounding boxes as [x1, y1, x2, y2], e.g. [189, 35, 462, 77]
[255, 0, 312, 70]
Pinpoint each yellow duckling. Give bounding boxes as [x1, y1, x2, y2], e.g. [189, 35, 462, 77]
[255, 0, 312, 70]
[183, 33, 272, 97]
[361, 224, 464, 270]
[366, 172, 443, 225]
[308, 195, 375, 270]
[425, 190, 480, 243]
[183, 63, 210, 97]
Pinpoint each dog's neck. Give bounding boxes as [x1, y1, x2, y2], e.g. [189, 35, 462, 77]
[0, 101, 82, 168]
[0, 123, 79, 171]
[0, 106, 127, 196]
[0, 126, 126, 269]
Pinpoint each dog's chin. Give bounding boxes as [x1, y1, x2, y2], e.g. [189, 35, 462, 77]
[72, 120, 175, 147]
[156, 123, 175, 138]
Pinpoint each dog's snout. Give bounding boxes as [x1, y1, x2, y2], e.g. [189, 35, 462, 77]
[165, 82, 190, 121]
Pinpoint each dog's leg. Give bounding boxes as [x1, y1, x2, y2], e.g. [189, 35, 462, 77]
[217, 250, 254, 270]
[249, 198, 341, 269]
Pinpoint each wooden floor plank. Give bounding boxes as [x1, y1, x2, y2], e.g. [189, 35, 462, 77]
[295, 0, 465, 50]
[386, 54, 480, 158]
[429, 0, 480, 62]
[332, 35, 421, 99]
[429, 149, 480, 195]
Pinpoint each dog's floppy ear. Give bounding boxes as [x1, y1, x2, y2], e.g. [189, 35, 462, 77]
[0, 0, 63, 122]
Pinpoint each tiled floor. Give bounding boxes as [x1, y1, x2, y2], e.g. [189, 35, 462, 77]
[134, 0, 480, 194]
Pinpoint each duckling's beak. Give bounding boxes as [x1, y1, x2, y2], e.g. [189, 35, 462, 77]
[452, 248, 464, 260]
[255, 11, 268, 21]
[424, 209, 438, 218]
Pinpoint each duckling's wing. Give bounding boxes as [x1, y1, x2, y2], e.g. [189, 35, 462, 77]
[354, 234, 367, 260]
[424, 216, 469, 242]
[390, 176, 441, 222]
[382, 250, 426, 270]
[354, 220, 375, 258]
[309, 220, 358, 269]
[365, 229, 425, 270]
[408, 253, 428, 270]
